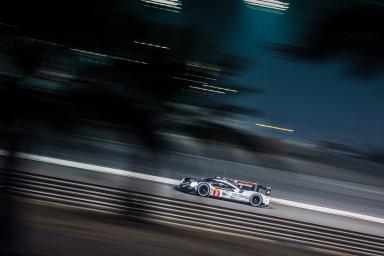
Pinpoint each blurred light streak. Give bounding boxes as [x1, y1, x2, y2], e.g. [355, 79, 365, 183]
[70, 48, 147, 64]
[111, 56, 148, 64]
[134, 40, 170, 50]
[184, 73, 217, 81]
[186, 61, 222, 72]
[189, 86, 225, 94]
[142, 0, 181, 7]
[255, 123, 294, 132]
[143, 4, 180, 13]
[172, 76, 206, 84]
[201, 84, 237, 93]
[0, 22, 18, 28]
[173, 77, 235, 93]
[244, 0, 289, 11]
[71, 48, 107, 58]
[28, 38, 65, 47]
[142, 0, 182, 12]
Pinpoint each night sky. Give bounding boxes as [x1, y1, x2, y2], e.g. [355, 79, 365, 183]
[144, 0, 384, 149]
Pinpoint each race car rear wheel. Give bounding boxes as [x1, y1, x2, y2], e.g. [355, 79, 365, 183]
[249, 194, 263, 207]
[197, 183, 210, 197]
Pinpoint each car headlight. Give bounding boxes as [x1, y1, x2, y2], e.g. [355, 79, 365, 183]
[180, 178, 185, 183]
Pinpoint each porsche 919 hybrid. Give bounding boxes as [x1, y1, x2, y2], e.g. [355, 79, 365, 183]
[178, 176, 271, 207]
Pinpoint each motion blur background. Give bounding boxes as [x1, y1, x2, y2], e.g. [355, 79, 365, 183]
[1, 0, 384, 255]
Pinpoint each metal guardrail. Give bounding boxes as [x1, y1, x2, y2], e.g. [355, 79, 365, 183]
[1, 170, 383, 256]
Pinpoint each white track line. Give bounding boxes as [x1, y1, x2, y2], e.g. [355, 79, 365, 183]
[271, 198, 384, 224]
[1, 150, 384, 224]
[16, 152, 180, 186]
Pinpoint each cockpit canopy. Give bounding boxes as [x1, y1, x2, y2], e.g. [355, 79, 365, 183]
[205, 177, 272, 196]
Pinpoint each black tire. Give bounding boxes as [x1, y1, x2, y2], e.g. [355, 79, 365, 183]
[197, 183, 210, 197]
[249, 193, 263, 207]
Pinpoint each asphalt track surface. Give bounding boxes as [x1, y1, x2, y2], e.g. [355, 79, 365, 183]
[1, 129, 384, 237]
[1, 152, 383, 238]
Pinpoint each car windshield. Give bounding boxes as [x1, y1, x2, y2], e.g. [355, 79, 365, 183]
[225, 179, 236, 186]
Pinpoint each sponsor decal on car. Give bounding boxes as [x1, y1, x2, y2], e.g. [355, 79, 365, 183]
[212, 188, 222, 197]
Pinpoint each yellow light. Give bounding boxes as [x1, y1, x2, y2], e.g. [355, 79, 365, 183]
[255, 123, 294, 132]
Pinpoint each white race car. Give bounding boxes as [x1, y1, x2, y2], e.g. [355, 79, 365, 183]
[178, 176, 271, 207]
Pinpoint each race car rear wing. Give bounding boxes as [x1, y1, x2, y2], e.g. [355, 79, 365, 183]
[235, 179, 271, 196]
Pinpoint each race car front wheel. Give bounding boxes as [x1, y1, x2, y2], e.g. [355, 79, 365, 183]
[249, 194, 263, 207]
[197, 183, 210, 197]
